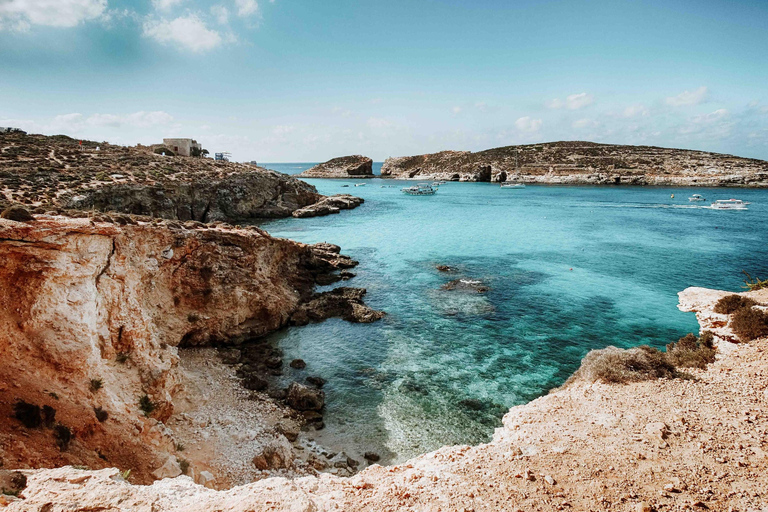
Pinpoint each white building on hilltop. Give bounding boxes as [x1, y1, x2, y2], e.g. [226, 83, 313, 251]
[163, 138, 202, 157]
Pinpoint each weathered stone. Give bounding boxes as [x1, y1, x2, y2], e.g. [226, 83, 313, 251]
[286, 383, 325, 411]
[252, 436, 294, 471]
[298, 156, 374, 179]
[1, 205, 34, 222]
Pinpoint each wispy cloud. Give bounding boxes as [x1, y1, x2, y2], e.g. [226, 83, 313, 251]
[143, 14, 223, 52]
[666, 86, 708, 107]
[235, 0, 259, 17]
[546, 92, 594, 110]
[0, 0, 107, 30]
[151, 0, 185, 12]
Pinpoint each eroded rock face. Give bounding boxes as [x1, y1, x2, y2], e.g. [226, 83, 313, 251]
[381, 141, 768, 185]
[298, 156, 374, 179]
[0, 216, 370, 483]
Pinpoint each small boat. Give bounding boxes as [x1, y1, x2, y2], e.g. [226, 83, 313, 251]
[402, 183, 438, 196]
[688, 194, 705, 202]
[355, 183, 366, 187]
[341, 184, 350, 188]
[501, 182, 525, 189]
[710, 199, 750, 210]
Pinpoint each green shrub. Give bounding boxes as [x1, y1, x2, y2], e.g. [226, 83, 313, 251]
[13, 401, 42, 428]
[90, 378, 103, 392]
[94, 406, 109, 423]
[179, 459, 190, 475]
[116, 352, 130, 364]
[139, 395, 156, 417]
[714, 295, 757, 314]
[731, 307, 768, 342]
[743, 271, 768, 291]
[54, 424, 72, 451]
[666, 331, 717, 369]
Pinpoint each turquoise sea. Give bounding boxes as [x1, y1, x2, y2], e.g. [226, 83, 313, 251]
[258, 163, 768, 463]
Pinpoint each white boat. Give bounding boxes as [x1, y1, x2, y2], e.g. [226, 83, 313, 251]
[402, 183, 437, 196]
[689, 194, 705, 202]
[355, 183, 366, 187]
[710, 199, 750, 210]
[501, 182, 525, 189]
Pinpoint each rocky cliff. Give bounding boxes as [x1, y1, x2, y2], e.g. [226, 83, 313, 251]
[381, 141, 768, 186]
[4, 285, 767, 510]
[0, 132, 362, 221]
[298, 155, 374, 179]
[0, 213, 382, 486]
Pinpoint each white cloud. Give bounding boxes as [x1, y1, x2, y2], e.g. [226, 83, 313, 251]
[367, 117, 393, 129]
[623, 104, 649, 118]
[666, 86, 708, 107]
[143, 15, 222, 52]
[546, 92, 594, 110]
[0, 0, 106, 30]
[151, 0, 185, 11]
[572, 118, 598, 129]
[235, 0, 259, 17]
[692, 108, 728, 124]
[515, 116, 542, 132]
[211, 4, 229, 24]
[452, 106, 462, 114]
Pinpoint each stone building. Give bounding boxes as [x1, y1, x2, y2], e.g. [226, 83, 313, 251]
[163, 138, 202, 157]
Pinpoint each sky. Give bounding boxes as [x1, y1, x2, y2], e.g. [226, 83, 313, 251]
[1, 0, 767, 162]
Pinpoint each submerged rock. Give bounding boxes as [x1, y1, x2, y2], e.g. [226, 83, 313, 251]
[442, 279, 490, 293]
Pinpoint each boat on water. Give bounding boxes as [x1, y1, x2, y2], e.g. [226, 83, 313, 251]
[402, 183, 438, 196]
[355, 183, 366, 187]
[688, 194, 705, 202]
[710, 199, 750, 210]
[341, 184, 350, 187]
[501, 182, 525, 189]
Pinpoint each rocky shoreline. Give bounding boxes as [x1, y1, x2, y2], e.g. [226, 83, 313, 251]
[3, 286, 767, 510]
[0, 211, 383, 488]
[0, 132, 363, 222]
[379, 141, 768, 186]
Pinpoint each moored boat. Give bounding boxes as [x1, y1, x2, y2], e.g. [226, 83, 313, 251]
[501, 182, 525, 189]
[689, 194, 705, 202]
[402, 183, 438, 196]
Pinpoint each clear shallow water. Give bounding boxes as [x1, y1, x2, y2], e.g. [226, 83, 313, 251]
[256, 174, 768, 463]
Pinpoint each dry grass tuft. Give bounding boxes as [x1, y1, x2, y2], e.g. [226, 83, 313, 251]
[731, 307, 768, 342]
[666, 332, 716, 369]
[564, 345, 678, 386]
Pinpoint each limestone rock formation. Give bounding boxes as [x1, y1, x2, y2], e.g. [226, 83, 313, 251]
[0, 132, 363, 221]
[298, 155, 374, 179]
[381, 141, 768, 185]
[292, 195, 365, 218]
[8, 285, 768, 510]
[0, 215, 374, 484]
[289, 287, 386, 326]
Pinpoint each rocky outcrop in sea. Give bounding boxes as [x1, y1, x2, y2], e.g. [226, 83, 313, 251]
[381, 141, 768, 185]
[298, 155, 374, 179]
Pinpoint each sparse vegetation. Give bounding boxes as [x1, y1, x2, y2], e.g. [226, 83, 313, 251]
[48, 392, 59, 400]
[743, 271, 768, 291]
[120, 469, 131, 481]
[90, 378, 103, 392]
[714, 294, 757, 314]
[116, 352, 130, 364]
[13, 401, 42, 428]
[175, 442, 185, 452]
[94, 406, 109, 422]
[53, 424, 72, 451]
[138, 395, 156, 417]
[179, 459, 190, 475]
[731, 307, 768, 342]
[666, 331, 717, 369]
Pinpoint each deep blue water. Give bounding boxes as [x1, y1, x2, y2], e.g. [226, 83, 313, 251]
[255, 169, 768, 463]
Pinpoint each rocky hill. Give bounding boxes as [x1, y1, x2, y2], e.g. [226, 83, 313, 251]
[0, 132, 362, 222]
[381, 141, 768, 186]
[298, 155, 374, 179]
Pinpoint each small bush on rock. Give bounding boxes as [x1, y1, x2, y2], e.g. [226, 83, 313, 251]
[714, 295, 756, 314]
[731, 307, 768, 342]
[666, 332, 717, 369]
[138, 395, 156, 417]
[54, 424, 72, 451]
[13, 401, 41, 428]
[94, 407, 109, 422]
[90, 379, 103, 392]
[565, 345, 678, 385]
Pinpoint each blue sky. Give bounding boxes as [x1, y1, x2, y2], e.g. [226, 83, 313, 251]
[1, 0, 767, 162]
